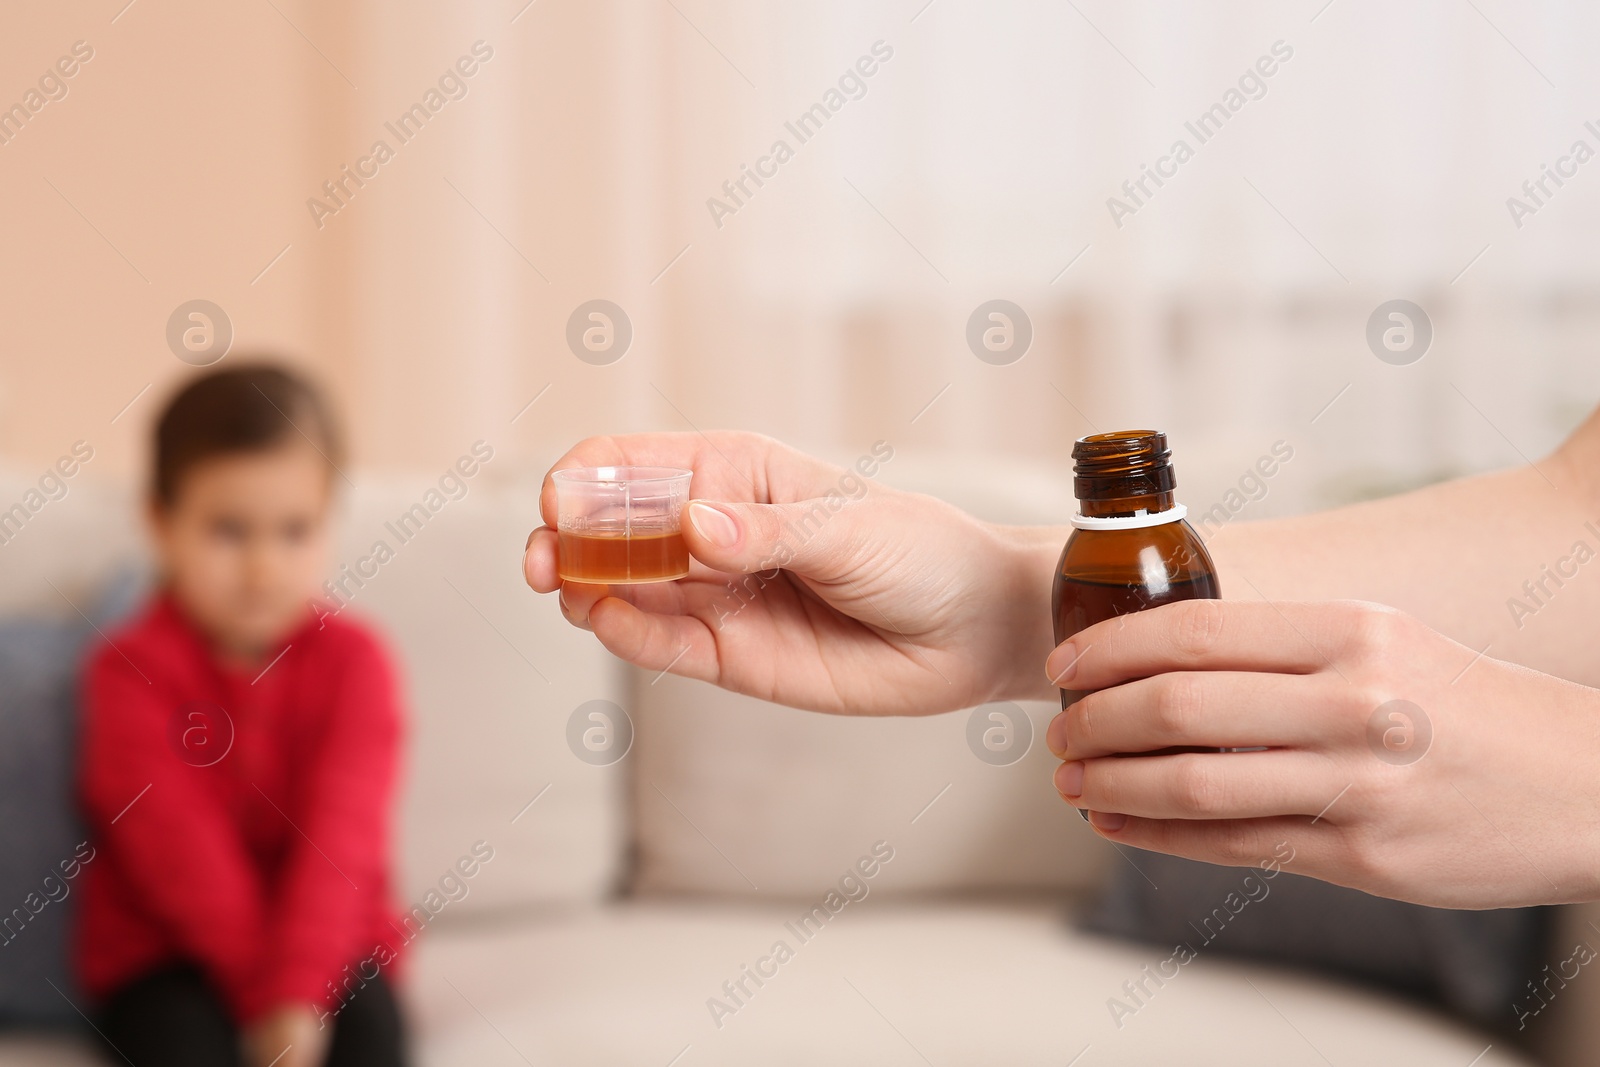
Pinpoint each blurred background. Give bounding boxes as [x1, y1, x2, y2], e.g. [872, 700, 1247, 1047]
[4, 0, 1599, 509]
[5, 2, 1600, 1064]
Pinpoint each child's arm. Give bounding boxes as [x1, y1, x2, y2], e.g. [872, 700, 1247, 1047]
[256, 628, 402, 1014]
[81, 651, 270, 1020]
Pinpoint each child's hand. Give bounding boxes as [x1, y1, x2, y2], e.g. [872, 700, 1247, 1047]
[244, 1003, 329, 1067]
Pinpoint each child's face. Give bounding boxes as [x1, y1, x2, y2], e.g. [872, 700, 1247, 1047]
[150, 445, 332, 659]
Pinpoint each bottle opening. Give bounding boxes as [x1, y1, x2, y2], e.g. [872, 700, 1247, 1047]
[1072, 430, 1177, 503]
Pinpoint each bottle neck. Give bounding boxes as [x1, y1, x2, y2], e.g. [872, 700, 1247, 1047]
[1071, 430, 1179, 519]
[1078, 490, 1176, 519]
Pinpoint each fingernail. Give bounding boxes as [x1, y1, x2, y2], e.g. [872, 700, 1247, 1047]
[1088, 811, 1127, 832]
[1054, 761, 1084, 797]
[688, 501, 740, 549]
[558, 585, 589, 628]
[1046, 713, 1068, 758]
[1046, 641, 1079, 686]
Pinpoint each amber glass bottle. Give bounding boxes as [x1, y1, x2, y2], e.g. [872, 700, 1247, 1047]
[1052, 430, 1220, 722]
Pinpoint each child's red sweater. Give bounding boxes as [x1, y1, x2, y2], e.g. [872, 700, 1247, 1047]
[75, 592, 405, 1023]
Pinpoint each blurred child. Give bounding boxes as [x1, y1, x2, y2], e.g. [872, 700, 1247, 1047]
[76, 364, 408, 1067]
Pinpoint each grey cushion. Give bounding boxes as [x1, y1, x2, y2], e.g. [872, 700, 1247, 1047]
[1083, 850, 1549, 1032]
[0, 571, 146, 1030]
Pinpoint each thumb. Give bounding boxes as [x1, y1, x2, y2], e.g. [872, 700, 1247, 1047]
[683, 498, 860, 578]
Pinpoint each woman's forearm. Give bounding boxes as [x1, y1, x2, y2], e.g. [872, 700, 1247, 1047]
[1208, 411, 1600, 687]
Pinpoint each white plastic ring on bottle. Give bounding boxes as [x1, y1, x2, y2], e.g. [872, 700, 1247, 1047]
[1069, 503, 1188, 531]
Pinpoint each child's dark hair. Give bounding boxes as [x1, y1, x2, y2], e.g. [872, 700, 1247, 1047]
[153, 361, 344, 506]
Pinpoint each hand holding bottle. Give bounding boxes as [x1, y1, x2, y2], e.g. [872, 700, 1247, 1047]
[1044, 597, 1600, 909]
[523, 431, 1058, 715]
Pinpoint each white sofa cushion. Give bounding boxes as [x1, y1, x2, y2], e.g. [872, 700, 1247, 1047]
[631, 680, 1111, 897]
[0, 472, 143, 615]
[402, 899, 1534, 1066]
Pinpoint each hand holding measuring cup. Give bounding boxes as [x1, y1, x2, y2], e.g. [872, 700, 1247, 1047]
[524, 431, 1058, 716]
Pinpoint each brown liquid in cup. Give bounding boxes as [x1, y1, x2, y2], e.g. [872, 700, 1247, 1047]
[559, 529, 690, 584]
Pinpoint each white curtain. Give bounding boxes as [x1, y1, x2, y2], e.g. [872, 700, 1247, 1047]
[594, 0, 1600, 514]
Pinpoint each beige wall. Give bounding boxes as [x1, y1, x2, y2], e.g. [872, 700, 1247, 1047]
[2, 2, 311, 477]
[1, 0, 657, 485]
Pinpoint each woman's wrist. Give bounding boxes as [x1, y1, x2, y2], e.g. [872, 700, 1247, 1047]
[986, 522, 1068, 704]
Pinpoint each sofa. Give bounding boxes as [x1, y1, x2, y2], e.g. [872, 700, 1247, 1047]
[0, 455, 1592, 1066]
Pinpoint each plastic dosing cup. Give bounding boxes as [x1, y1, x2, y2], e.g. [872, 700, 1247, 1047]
[552, 467, 693, 584]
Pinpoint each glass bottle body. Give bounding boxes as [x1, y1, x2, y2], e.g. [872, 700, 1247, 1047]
[1051, 430, 1221, 762]
[1052, 520, 1221, 673]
